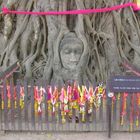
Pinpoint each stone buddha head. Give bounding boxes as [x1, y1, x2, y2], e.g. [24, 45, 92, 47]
[60, 32, 84, 71]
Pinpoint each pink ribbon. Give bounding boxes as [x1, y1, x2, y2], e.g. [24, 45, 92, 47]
[2, 3, 140, 16]
[59, 88, 65, 103]
[122, 61, 140, 77]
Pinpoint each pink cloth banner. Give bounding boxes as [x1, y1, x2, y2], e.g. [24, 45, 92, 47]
[1, 2, 140, 15]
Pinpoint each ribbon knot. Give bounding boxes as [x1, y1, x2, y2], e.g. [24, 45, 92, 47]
[2, 7, 9, 14]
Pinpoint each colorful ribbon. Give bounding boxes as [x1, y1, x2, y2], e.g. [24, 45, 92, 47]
[34, 86, 45, 114]
[120, 92, 128, 126]
[130, 94, 135, 132]
[1, 2, 140, 16]
[135, 0, 140, 7]
[122, 60, 140, 77]
[1, 83, 140, 128]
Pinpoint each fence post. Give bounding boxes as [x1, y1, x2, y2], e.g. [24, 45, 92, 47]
[10, 79, 15, 130]
[106, 80, 113, 138]
[3, 80, 8, 130]
[37, 80, 43, 131]
[24, 79, 29, 130]
[108, 95, 112, 138]
[43, 80, 48, 130]
[16, 80, 22, 130]
[30, 79, 35, 130]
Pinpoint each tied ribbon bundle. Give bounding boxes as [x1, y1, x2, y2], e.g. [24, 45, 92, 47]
[67, 85, 73, 117]
[34, 86, 45, 115]
[51, 87, 59, 113]
[0, 1, 140, 16]
[1, 83, 105, 111]
[118, 93, 140, 130]
[7, 86, 11, 109]
[1, 83, 140, 126]
[60, 87, 69, 123]
[60, 87, 69, 113]
[78, 86, 87, 122]
[120, 93, 128, 126]
[111, 95, 116, 115]
[1, 86, 25, 110]
[72, 82, 79, 109]
[94, 83, 105, 108]
[47, 86, 59, 122]
[136, 93, 140, 127]
[86, 87, 94, 114]
[130, 94, 135, 132]
[1, 86, 11, 109]
[14, 87, 24, 109]
[47, 86, 52, 110]
[78, 86, 87, 108]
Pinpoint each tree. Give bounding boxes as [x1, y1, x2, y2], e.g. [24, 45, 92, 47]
[0, 0, 140, 85]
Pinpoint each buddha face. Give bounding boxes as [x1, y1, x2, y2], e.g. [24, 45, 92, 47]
[60, 41, 83, 70]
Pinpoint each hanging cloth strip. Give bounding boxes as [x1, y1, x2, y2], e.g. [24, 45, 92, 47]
[120, 92, 128, 126]
[51, 87, 59, 113]
[47, 86, 52, 112]
[86, 86, 95, 114]
[130, 94, 135, 132]
[78, 85, 87, 122]
[67, 85, 73, 117]
[122, 59, 140, 76]
[60, 87, 68, 107]
[136, 93, 140, 127]
[34, 86, 45, 114]
[1, 2, 140, 16]
[60, 87, 69, 124]
[72, 82, 79, 109]
[7, 86, 11, 109]
[93, 83, 105, 108]
[0, 61, 20, 80]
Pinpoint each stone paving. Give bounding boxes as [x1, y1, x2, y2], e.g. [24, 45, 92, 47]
[0, 132, 140, 140]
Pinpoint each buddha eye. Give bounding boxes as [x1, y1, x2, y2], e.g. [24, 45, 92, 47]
[64, 49, 71, 54]
[75, 49, 82, 54]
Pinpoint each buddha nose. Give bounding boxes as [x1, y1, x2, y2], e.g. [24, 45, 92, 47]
[70, 53, 77, 62]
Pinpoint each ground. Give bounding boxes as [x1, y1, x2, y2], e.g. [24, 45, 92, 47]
[0, 132, 140, 140]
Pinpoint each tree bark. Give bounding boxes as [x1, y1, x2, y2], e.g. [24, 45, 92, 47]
[0, 0, 140, 84]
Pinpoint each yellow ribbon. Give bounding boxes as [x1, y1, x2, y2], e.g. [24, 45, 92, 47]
[2, 100, 4, 110]
[8, 99, 11, 109]
[136, 116, 139, 127]
[20, 99, 24, 109]
[134, 0, 140, 7]
[34, 100, 38, 114]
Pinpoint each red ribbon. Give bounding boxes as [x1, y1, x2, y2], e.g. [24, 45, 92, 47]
[121, 93, 128, 116]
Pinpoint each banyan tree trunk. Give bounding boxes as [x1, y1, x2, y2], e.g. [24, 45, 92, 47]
[0, 0, 140, 85]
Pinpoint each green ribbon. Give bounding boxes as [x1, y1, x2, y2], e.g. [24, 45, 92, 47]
[0, 6, 2, 13]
